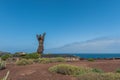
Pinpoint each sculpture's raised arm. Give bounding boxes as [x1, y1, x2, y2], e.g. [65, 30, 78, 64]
[36, 34, 42, 40]
[43, 32, 46, 38]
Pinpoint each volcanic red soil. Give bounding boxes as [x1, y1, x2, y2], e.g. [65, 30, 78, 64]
[0, 60, 120, 80]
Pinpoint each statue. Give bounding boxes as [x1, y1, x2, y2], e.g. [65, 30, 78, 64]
[36, 32, 46, 54]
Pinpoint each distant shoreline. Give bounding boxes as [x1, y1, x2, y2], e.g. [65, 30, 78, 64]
[42, 53, 120, 59]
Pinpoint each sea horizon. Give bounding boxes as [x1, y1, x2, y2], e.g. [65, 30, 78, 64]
[44, 53, 120, 59]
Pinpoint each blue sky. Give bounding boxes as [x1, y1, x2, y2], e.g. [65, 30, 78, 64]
[0, 0, 120, 53]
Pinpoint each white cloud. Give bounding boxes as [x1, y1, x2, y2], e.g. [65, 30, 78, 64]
[45, 37, 120, 53]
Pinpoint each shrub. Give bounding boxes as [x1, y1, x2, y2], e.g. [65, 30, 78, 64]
[92, 68, 104, 73]
[116, 68, 120, 73]
[0, 60, 6, 70]
[16, 59, 33, 65]
[37, 58, 51, 63]
[78, 73, 101, 80]
[23, 53, 40, 59]
[52, 57, 66, 62]
[1, 54, 11, 61]
[33, 58, 52, 63]
[49, 64, 92, 76]
[33, 58, 40, 63]
[77, 73, 120, 80]
[87, 58, 95, 62]
[33, 57, 66, 64]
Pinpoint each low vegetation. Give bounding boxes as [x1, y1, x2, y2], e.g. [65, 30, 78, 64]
[77, 73, 120, 80]
[116, 68, 120, 73]
[16, 59, 33, 65]
[1, 54, 11, 61]
[0, 60, 6, 70]
[49, 64, 120, 80]
[49, 64, 93, 76]
[16, 57, 66, 65]
[22, 53, 40, 59]
[92, 68, 104, 73]
[87, 58, 95, 62]
[34, 57, 66, 64]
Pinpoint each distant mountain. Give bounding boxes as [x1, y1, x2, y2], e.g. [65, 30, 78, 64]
[45, 37, 120, 53]
[0, 51, 11, 56]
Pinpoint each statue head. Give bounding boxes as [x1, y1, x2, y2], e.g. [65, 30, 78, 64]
[36, 32, 46, 41]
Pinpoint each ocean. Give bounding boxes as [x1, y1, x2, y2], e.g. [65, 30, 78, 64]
[44, 53, 120, 59]
[72, 53, 120, 59]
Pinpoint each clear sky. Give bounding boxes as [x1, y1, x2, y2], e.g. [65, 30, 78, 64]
[0, 0, 120, 53]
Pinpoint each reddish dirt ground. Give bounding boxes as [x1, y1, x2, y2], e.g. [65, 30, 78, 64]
[0, 60, 120, 80]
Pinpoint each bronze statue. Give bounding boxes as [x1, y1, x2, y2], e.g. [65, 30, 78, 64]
[36, 32, 46, 54]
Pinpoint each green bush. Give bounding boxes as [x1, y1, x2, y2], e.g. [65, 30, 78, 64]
[33, 57, 66, 64]
[52, 57, 66, 62]
[36, 58, 52, 63]
[1, 54, 11, 60]
[16, 59, 33, 66]
[49, 64, 92, 76]
[92, 68, 104, 73]
[0, 60, 6, 70]
[77, 73, 120, 80]
[87, 58, 95, 62]
[23, 53, 40, 59]
[78, 73, 101, 80]
[33, 58, 40, 63]
[116, 68, 120, 73]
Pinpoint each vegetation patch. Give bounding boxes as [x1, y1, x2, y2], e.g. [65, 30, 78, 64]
[87, 58, 95, 62]
[116, 68, 120, 73]
[92, 68, 104, 73]
[34, 57, 66, 64]
[1, 54, 11, 61]
[51, 57, 66, 62]
[22, 53, 40, 59]
[77, 73, 120, 80]
[16, 59, 33, 66]
[49, 64, 92, 76]
[36, 58, 51, 63]
[49, 64, 120, 80]
[0, 60, 6, 70]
